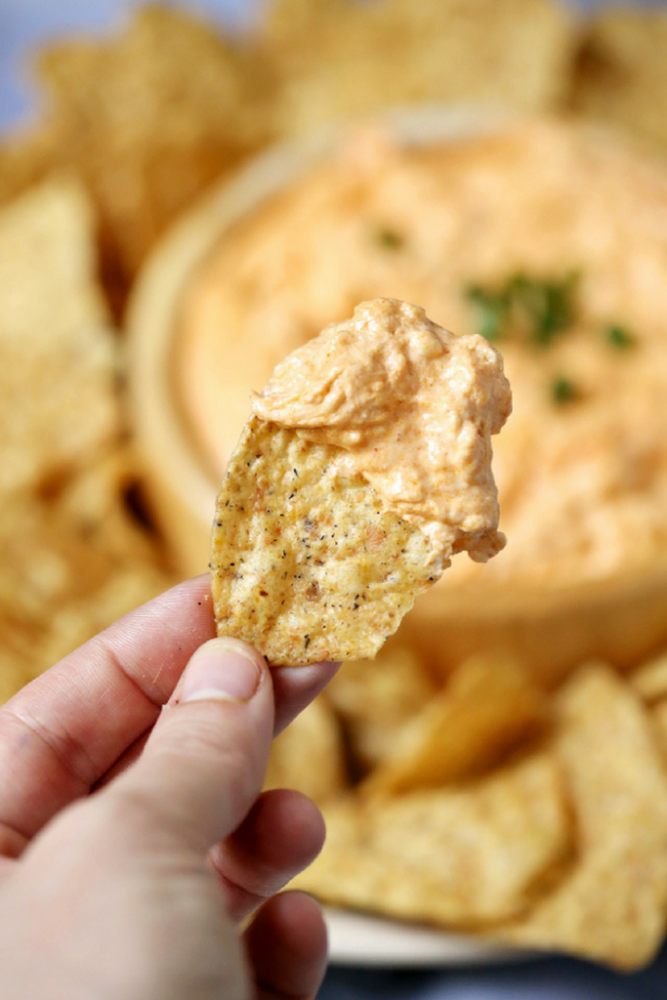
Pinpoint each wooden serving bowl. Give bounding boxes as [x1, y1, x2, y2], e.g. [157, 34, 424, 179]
[126, 104, 507, 575]
[127, 106, 667, 685]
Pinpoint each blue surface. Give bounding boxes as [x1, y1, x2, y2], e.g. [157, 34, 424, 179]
[0, 0, 666, 130]
[320, 946, 667, 998]
[3, 0, 667, 996]
[0, 0, 267, 130]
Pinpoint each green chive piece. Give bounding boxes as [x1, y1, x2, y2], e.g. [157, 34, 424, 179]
[464, 271, 579, 347]
[465, 285, 508, 342]
[510, 272, 578, 347]
[375, 227, 404, 249]
[605, 324, 635, 349]
[551, 375, 579, 405]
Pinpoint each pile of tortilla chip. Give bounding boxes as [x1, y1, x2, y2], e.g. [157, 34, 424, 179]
[2, 0, 665, 314]
[2, 1, 666, 316]
[2, 0, 667, 972]
[0, 177, 176, 701]
[0, 0, 580, 313]
[274, 649, 667, 971]
[0, 5, 275, 315]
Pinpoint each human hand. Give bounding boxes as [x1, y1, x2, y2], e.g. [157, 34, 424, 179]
[0, 576, 339, 1000]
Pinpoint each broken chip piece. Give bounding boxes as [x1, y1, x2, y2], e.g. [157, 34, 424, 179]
[292, 751, 571, 927]
[211, 298, 511, 664]
[361, 653, 547, 797]
[497, 665, 667, 970]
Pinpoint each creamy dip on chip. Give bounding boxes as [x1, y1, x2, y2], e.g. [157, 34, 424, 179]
[178, 119, 667, 591]
[253, 298, 511, 573]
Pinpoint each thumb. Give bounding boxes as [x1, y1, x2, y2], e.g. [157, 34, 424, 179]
[108, 638, 275, 855]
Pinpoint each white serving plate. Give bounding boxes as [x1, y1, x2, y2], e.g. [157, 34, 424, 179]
[324, 908, 536, 967]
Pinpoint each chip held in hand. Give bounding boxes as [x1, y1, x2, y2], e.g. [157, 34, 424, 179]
[210, 298, 511, 665]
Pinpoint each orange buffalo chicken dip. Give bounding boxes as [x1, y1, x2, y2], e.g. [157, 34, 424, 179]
[253, 298, 511, 574]
[210, 298, 511, 663]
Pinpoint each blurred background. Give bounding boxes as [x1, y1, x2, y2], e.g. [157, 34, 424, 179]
[4, 0, 667, 996]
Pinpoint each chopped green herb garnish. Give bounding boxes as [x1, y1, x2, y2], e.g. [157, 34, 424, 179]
[509, 272, 579, 347]
[465, 285, 508, 342]
[374, 227, 405, 249]
[551, 375, 579, 405]
[605, 324, 636, 350]
[465, 271, 579, 347]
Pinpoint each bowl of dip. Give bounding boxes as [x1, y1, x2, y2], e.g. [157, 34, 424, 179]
[128, 104, 667, 685]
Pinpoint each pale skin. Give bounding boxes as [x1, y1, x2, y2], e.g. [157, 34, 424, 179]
[0, 575, 340, 999]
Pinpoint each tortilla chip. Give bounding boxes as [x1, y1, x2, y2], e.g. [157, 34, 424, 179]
[0, 178, 118, 497]
[0, 504, 100, 696]
[36, 562, 175, 671]
[0, 605, 44, 704]
[264, 0, 577, 135]
[498, 665, 667, 970]
[0, 125, 60, 211]
[0, 175, 173, 692]
[0, 498, 112, 625]
[56, 446, 167, 565]
[326, 635, 437, 773]
[649, 701, 667, 765]
[32, 5, 275, 299]
[630, 651, 667, 705]
[264, 694, 348, 805]
[0, 455, 175, 692]
[293, 752, 571, 926]
[363, 653, 547, 796]
[210, 415, 434, 665]
[572, 8, 667, 158]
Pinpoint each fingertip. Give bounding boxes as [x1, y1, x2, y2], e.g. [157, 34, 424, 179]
[246, 891, 328, 999]
[208, 789, 326, 924]
[281, 889, 328, 947]
[227, 787, 326, 879]
[271, 660, 342, 737]
[170, 637, 269, 707]
[276, 890, 328, 960]
[277, 790, 327, 861]
[205, 636, 268, 672]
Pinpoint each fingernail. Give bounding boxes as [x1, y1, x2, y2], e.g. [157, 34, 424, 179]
[180, 639, 262, 704]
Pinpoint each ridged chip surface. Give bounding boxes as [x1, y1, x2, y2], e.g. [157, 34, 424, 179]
[210, 416, 434, 665]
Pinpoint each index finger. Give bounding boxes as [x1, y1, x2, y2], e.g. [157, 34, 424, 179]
[0, 575, 215, 849]
[0, 575, 340, 852]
